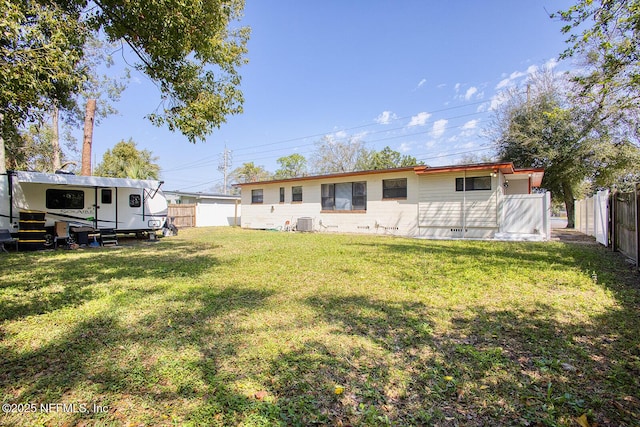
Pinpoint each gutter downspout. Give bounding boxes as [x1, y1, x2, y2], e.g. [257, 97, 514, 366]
[462, 170, 466, 239]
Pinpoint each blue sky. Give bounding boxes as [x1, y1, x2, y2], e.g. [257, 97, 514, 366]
[87, 1, 577, 192]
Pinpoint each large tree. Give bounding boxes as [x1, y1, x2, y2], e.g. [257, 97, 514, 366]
[230, 162, 271, 184]
[311, 136, 369, 174]
[0, 0, 87, 173]
[356, 146, 419, 170]
[556, 0, 640, 143]
[94, 139, 160, 179]
[491, 70, 639, 228]
[274, 154, 307, 179]
[2, 0, 250, 172]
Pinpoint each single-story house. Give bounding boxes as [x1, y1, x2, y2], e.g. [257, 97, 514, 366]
[236, 162, 550, 240]
[164, 191, 240, 227]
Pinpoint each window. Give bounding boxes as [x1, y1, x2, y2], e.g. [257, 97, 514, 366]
[279, 187, 285, 203]
[129, 194, 142, 207]
[251, 189, 263, 204]
[46, 189, 84, 209]
[456, 176, 492, 191]
[101, 189, 112, 204]
[321, 182, 366, 211]
[292, 186, 303, 202]
[383, 178, 407, 199]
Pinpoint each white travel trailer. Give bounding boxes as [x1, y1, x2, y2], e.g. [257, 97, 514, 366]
[0, 171, 168, 236]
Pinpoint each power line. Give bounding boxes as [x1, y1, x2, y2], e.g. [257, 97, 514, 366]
[162, 100, 490, 172]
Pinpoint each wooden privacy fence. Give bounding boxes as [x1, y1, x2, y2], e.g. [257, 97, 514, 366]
[167, 204, 196, 228]
[611, 185, 639, 268]
[576, 185, 639, 270]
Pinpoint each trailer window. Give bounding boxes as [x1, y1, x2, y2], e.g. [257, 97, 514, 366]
[129, 194, 141, 207]
[101, 189, 112, 204]
[46, 189, 84, 209]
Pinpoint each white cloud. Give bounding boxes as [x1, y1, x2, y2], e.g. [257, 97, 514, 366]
[495, 70, 526, 90]
[375, 111, 397, 125]
[527, 65, 538, 75]
[398, 142, 412, 153]
[408, 112, 432, 127]
[417, 78, 427, 88]
[462, 119, 479, 130]
[545, 57, 558, 70]
[464, 86, 478, 100]
[431, 119, 448, 138]
[454, 83, 461, 92]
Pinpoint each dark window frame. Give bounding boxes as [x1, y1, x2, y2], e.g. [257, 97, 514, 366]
[129, 194, 142, 207]
[382, 178, 408, 199]
[46, 189, 85, 209]
[251, 189, 264, 204]
[101, 189, 113, 204]
[292, 186, 303, 202]
[321, 182, 367, 212]
[279, 187, 285, 203]
[455, 176, 492, 191]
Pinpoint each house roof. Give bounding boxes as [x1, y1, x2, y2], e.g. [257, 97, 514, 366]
[165, 190, 240, 200]
[235, 162, 545, 187]
[234, 166, 418, 187]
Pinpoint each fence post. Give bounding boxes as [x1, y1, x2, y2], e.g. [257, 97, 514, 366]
[611, 190, 617, 252]
[636, 183, 639, 271]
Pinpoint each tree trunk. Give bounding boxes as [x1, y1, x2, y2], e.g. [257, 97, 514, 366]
[52, 105, 61, 171]
[562, 181, 575, 229]
[0, 112, 6, 174]
[81, 99, 96, 176]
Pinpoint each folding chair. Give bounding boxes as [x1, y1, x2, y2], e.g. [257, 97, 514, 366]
[54, 222, 71, 249]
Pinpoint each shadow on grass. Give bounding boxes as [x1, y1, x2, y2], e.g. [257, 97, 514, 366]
[0, 240, 224, 322]
[0, 285, 275, 426]
[288, 289, 640, 425]
[352, 239, 626, 283]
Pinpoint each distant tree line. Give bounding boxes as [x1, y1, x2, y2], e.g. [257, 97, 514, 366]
[229, 141, 422, 186]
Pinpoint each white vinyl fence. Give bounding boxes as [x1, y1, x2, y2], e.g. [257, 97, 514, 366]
[575, 189, 609, 246]
[500, 193, 551, 240]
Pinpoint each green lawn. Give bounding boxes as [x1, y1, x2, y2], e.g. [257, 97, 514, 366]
[1, 227, 639, 426]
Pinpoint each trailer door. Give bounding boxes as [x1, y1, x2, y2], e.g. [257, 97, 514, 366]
[96, 187, 118, 229]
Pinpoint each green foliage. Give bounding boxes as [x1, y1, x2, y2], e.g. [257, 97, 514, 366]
[491, 69, 640, 227]
[93, 139, 160, 179]
[274, 154, 307, 179]
[90, 0, 250, 142]
[231, 161, 271, 183]
[0, 0, 87, 171]
[356, 146, 420, 170]
[555, 0, 640, 142]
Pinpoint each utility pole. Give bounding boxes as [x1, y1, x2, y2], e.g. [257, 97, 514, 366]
[218, 145, 232, 194]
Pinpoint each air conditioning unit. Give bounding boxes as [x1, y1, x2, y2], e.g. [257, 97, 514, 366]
[296, 217, 314, 232]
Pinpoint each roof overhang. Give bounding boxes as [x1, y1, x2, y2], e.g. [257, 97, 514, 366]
[233, 162, 545, 188]
[413, 162, 516, 175]
[234, 166, 417, 187]
[12, 170, 164, 190]
[505, 168, 544, 187]
[414, 162, 544, 187]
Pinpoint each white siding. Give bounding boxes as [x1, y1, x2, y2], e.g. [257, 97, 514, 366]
[417, 172, 500, 238]
[241, 171, 420, 236]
